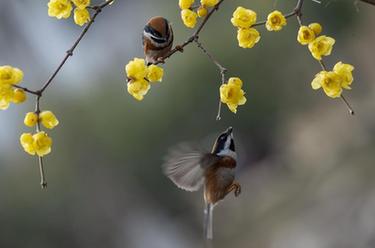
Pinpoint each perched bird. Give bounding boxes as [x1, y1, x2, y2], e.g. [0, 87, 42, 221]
[143, 16, 174, 65]
[163, 127, 241, 240]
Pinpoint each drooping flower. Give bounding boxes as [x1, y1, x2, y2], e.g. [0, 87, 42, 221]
[146, 65, 164, 82]
[333, 62, 354, 89]
[24, 112, 39, 127]
[20, 132, 53, 157]
[74, 8, 91, 26]
[308, 23, 322, 36]
[220, 77, 247, 113]
[311, 71, 343, 98]
[237, 28, 260, 48]
[231, 7, 257, 29]
[48, 0, 73, 19]
[125, 58, 148, 81]
[265, 10, 286, 31]
[181, 9, 198, 28]
[197, 6, 208, 17]
[179, 0, 194, 9]
[0, 84, 14, 110]
[11, 89, 27, 104]
[127, 79, 151, 101]
[72, 0, 91, 9]
[308, 35, 335, 60]
[0, 65, 23, 85]
[297, 26, 315, 45]
[40, 111, 60, 129]
[201, 0, 219, 7]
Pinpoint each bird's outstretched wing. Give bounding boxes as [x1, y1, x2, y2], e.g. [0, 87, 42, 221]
[163, 144, 218, 192]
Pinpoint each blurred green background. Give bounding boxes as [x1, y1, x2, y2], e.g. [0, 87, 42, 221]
[1, 0, 375, 247]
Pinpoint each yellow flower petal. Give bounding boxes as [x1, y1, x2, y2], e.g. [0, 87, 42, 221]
[297, 26, 315, 45]
[11, 89, 27, 104]
[231, 6, 257, 28]
[201, 0, 219, 7]
[181, 9, 198, 28]
[48, 0, 73, 19]
[265, 10, 287, 31]
[146, 65, 164, 82]
[24, 112, 39, 127]
[40, 111, 59, 129]
[125, 58, 148, 81]
[179, 0, 194, 9]
[74, 8, 91, 26]
[237, 28, 260, 48]
[308, 35, 335, 60]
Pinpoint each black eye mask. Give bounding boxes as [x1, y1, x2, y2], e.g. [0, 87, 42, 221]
[144, 25, 168, 43]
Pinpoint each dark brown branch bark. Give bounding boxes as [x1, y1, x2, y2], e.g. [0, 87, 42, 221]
[359, 0, 375, 5]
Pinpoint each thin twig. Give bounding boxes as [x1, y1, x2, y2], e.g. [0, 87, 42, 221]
[27, 0, 114, 189]
[252, 0, 305, 27]
[156, 0, 226, 64]
[38, 157, 47, 189]
[359, 0, 375, 5]
[341, 94, 355, 115]
[295, 0, 355, 115]
[319, 60, 327, 70]
[34, 95, 47, 189]
[194, 39, 227, 120]
[40, 0, 114, 93]
[12, 84, 40, 96]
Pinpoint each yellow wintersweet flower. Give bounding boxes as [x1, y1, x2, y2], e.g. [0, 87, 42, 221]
[308, 35, 335, 60]
[237, 28, 260, 48]
[311, 71, 343, 98]
[181, 9, 198, 28]
[48, 0, 73, 19]
[197, 6, 208, 17]
[74, 8, 91, 26]
[0, 65, 23, 85]
[147, 65, 164, 82]
[20, 132, 53, 157]
[333, 62, 354, 89]
[297, 26, 315, 45]
[20, 133, 36, 156]
[201, 0, 219, 7]
[0, 84, 14, 110]
[12, 89, 27, 104]
[179, 0, 194, 9]
[72, 0, 90, 9]
[265, 10, 286, 31]
[40, 111, 60, 129]
[231, 7, 257, 29]
[125, 58, 148, 81]
[308, 23, 322, 36]
[127, 79, 151, 101]
[220, 77, 247, 113]
[24, 112, 39, 127]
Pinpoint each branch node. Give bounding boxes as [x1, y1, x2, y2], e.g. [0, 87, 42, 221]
[66, 49, 73, 56]
[175, 45, 184, 53]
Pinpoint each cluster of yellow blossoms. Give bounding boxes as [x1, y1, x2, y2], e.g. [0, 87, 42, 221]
[220, 77, 246, 113]
[125, 58, 164, 101]
[231, 7, 287, 48]
[48, 0, 91, 26]
[311, 62, 354, 98]
[231, 7, 260, 49]
[297, 23, 335, 60]
[297, 23, 354, 98]
[179, 0, 219, 28]
[0, 65, 27, 110]
[21, 111, 59, 157]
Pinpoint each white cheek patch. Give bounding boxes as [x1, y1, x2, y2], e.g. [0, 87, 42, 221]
[217, 149, 237, 160]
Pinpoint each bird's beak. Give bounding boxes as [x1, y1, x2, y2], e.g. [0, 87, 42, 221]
[226, 126, 233, 135]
